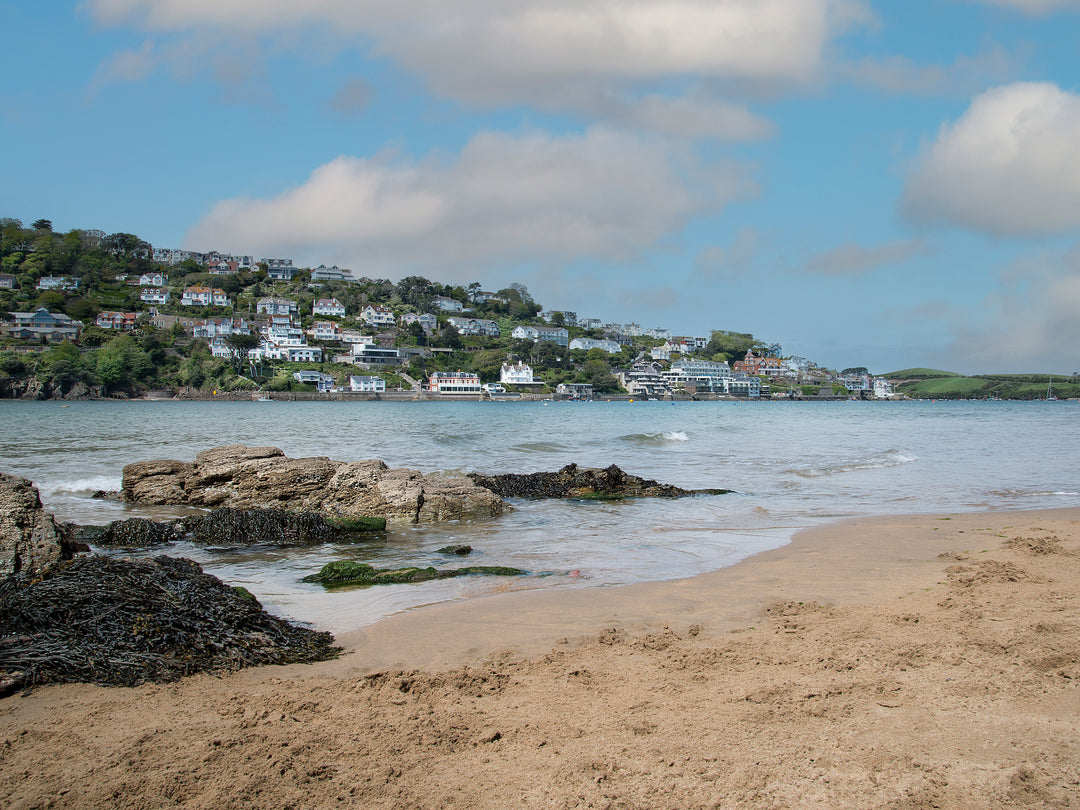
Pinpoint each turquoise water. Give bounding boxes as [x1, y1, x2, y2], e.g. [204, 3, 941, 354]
[1, 399, 1077, 631]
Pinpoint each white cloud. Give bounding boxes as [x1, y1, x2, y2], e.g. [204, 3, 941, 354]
[84, 0, 869, 138]
[185, 128, 755, 280]
[902, 82, 1080, 237]
[692, 228, 760, 280]
[804, 239, 931, 276]
[969, 0, 1080, 13]
[841, 46, 1019, 96]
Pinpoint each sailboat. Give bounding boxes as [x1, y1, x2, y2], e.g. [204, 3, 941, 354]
[1046, 376, 1058, 401]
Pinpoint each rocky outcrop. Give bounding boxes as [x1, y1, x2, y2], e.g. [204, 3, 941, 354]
[0, 376, 103, 401]
[77, 508, 386, 548]
[468, 463, 733, 499]
[302, 560, 526, 586]
[0, 474, 72, 578]
[121, 445, 507, 524]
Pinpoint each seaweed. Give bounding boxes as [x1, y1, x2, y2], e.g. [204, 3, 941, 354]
[0, 555, 340, 695]
[303, 560, 526, 587]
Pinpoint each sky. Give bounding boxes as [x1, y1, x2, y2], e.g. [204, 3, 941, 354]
[3, 1, 1080, 375]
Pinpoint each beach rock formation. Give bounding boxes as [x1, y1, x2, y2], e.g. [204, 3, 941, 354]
[78, 508, 386, 548]
[468, 463, 733, 500]
[0, 473, 72, 578]
[121, 445, 507, 524]
[0, 555, 340, 694]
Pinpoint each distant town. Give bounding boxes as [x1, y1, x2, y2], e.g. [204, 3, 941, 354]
[2, 218, 1066, 401]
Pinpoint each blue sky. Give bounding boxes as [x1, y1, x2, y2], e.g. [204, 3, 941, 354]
[4, 0, 1080, 374]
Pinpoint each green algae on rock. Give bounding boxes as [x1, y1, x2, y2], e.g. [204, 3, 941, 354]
[303, 560, 526, 587]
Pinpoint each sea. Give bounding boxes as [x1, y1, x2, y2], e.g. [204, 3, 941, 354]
[1, 399, 1077, 633]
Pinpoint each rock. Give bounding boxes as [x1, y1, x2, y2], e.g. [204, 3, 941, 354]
[468, 463, 733, 500]
[302, 561, 526, 586]
[121, 445, 507, 524]
[75, 508, 387, 548]
[0, 473, 72, 578]
[438, 544, 473, 555]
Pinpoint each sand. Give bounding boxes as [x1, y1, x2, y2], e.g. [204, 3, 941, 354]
[2, 507, 1080, 809]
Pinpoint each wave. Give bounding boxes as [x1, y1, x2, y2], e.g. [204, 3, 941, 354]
[618, 430, 690, 446]
[791, 449, 918, 478]
[36, 475, 121, 497]
[988, 489, 1080, 499]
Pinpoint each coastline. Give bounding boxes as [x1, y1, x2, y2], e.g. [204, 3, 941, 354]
[3, 505, 1079, 808]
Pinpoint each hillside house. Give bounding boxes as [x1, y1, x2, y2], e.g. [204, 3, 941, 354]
[360, 305, 396, 327]
[511, 325, 569, 347]
[2, 308, 83, 343]
[313, 298, 346, 317]
[181, 286, 229, 307]
[95, 311, 138, 331]
[500, 362, 534, 385]
[427, 371, 481, 394]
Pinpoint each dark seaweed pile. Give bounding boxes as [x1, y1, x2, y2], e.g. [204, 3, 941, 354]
[0, 555, 340, 695]
[75, 508, 386, 548]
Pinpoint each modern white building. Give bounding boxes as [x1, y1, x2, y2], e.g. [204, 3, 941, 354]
[662, 359, 733, 394]
[139, 272, 166, 287]
[500, 362, 534, 385]
[36, 276, 80, 292]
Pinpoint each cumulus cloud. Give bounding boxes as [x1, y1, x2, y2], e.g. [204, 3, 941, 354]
[804, 239, 931, 276]
[185, 128, 755, 280]
[902, 82, 1080, 237]
[84, 0, 869, 138]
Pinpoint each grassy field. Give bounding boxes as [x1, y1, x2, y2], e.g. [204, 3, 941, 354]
[885, 370, 1078, 400]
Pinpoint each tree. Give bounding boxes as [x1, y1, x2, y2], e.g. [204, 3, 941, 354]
[841, 367, 869, 376]
[103, 232, 149, 260]
[31, 219, 52, 231]
[224, 333, 261, 374]
[550, 311, 565, 327]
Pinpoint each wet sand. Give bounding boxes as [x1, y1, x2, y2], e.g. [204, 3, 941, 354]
[2, 507, 1079, 808]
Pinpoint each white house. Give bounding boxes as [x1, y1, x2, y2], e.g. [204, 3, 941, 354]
[351, 343, 401, 366]
[313, 298, 346, 317]
[500, 362, 534, 385]
[447, 317, 501, 337]
[873, 378, 895, 398]
[511, 325, 569, 346]
[400, 312, 437, 332]
[181, 286, 228, 307]
[569, 337, 621, 353]
[433, 296, 465, 312]
[311, 321, 344, 342]
[257, 297, 298, 316]
[36, 276, 80, 291]
[139, 272, 166, 287]
[265, 259, 296, 281]
[360, 305, 396, 327]
[662, 359, 733, 394]
[349, 375, 386, 393]
[140, 288, 171, 305]
[311, 264, 354, 283]
[427, 371, 481, 393]
[294, 370, 335, 391]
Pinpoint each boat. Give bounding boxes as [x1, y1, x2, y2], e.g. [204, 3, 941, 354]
[1046, 376, 1058, 401]
[257, 395, 273, 402]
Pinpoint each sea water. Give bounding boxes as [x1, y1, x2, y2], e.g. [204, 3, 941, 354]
[1, 399, 1077, 632]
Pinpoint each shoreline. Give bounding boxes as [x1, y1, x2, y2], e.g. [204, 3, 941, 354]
[3, 505, 1079, 807]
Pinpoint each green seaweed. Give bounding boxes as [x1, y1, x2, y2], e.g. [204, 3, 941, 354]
[302, 560, 526, 587]
[327, 516, 387, 533]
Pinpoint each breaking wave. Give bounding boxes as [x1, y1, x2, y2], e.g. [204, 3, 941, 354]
[791, 449, 918, 478]
[35, 475, 121, 498]
[618, 431, 690, 446]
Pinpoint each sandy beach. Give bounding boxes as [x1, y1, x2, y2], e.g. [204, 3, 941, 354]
[2, 507, 1079, 808]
